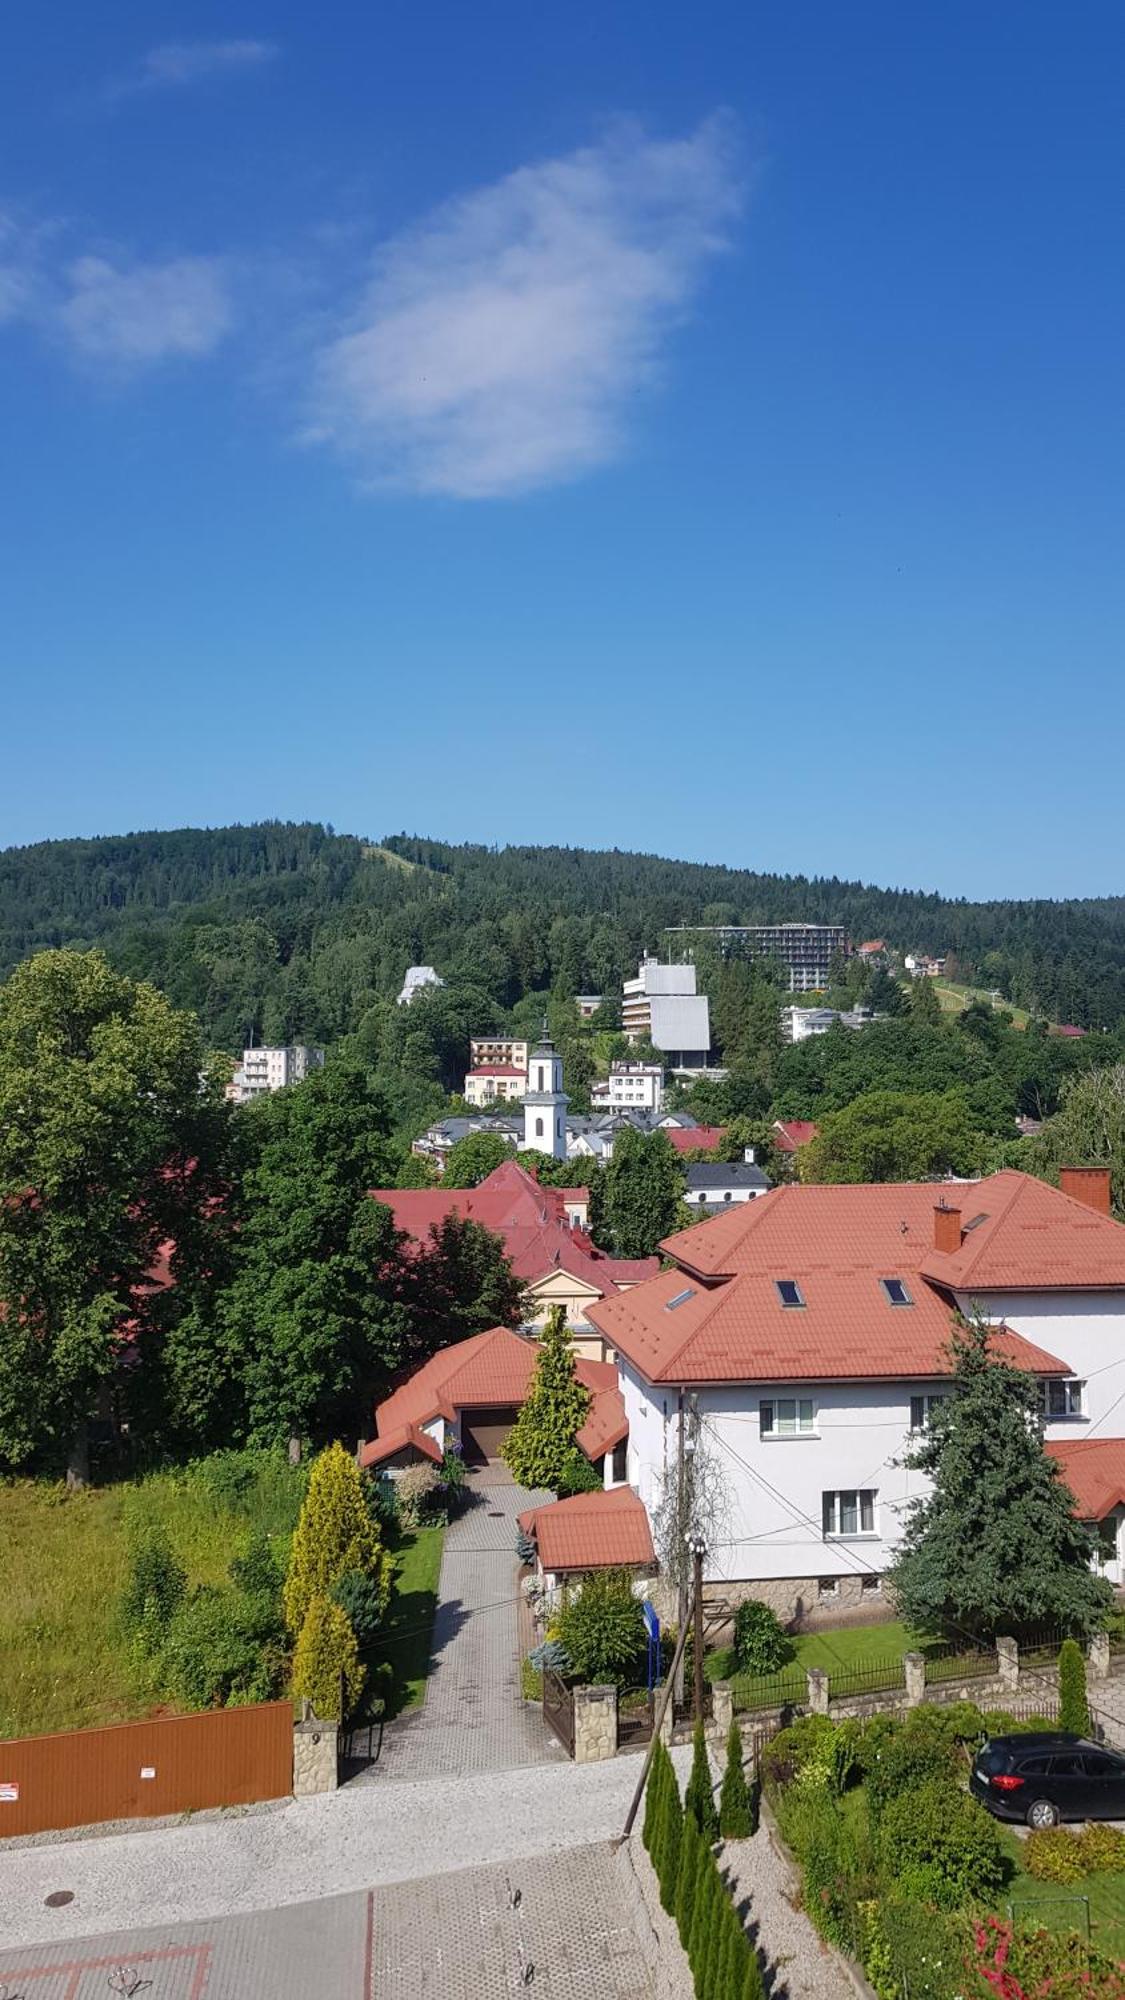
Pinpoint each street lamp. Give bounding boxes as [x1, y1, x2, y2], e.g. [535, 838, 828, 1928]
[690, 1534, 707, 1722]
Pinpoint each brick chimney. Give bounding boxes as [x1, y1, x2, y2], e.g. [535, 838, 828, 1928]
[932, 1201, 963, 1255]
[1059, 1167, 1112, 1216]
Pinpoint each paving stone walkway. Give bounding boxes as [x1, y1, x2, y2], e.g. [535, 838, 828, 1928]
[367, 1475, 559, 1781]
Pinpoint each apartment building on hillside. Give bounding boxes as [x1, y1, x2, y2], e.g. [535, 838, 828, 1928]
[227, 1044, 325, 1103]
[664, 922, 847, 992]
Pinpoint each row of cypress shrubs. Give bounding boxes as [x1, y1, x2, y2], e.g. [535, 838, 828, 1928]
[641, 1722, 762, 2000]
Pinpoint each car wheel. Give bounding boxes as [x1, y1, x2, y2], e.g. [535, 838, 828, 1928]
[1027, 1799, 1060, 1830]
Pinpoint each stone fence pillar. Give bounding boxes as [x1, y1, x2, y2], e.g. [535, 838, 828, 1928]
[1090, 1631, 1111, 1682]
[807, 1667, 829, 1715]
[997, 1636, 1019, 1690]
[709, 1681, 733, 1741]
[293, 1699, 338, 1796]
[903, 1651, 926, 1709]
[574, 1684, 617, 1763]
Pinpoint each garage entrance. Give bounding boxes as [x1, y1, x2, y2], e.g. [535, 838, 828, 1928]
[460, 1404, 521, 1469]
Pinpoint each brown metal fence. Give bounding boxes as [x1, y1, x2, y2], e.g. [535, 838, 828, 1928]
[542, 1668, 575, 1757]
[0, 1702, 294, 1839]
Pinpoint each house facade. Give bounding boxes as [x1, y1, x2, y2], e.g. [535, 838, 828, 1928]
[584, 1167, 1125, 1626]
[683, 1160, 771, 1210]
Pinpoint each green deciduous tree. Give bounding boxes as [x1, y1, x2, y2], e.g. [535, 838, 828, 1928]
[283, 1441, 392, 1636]
[0, 948, 228, 1478]
[799, 1088, 991, 1184]
[887, 1314, 1113, 1642]
[442, 1131, 514, 1188]
[597, 1127, 684, 1257]
[402, 1212, 526, 1364]
[500, 1306, 591, 1488]
[191, 1058, 412, 1449]
[1030, 1063, 1125, 1217]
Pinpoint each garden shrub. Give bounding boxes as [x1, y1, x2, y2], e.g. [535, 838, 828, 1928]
[733, 1598, 791, 1675]
[553, 1448, 603, 1498]
[528, 1637, 568, 1674]
[439, 1441, 467, 1510]
[970, 1914, 1125, 2000]
[719, 1719, 756, 1838]
[1058, 1637, 1091, 1737]
[778, 1788, 864, 1951]
[1078, 1821, 1125, 1874]
[876, 1898, 969, 2000]
[981, 1707, 1058, 1736]
[644, 1737, 683, 1913]
[160, 1584, 285, 1709]
[865, 1715, 961, 1825]
[362, 1470, 400, 1535]
[520, 1656, 543, 1701]
[395, 1462, 444, 1529]
[122, 1527, 186, 1634]
[515, 1527, 537, 1566]
[555, 1568, 645, 1687]
[759, 1712, 834, 1792]
[878, 1777, 1006, 1910]
[291, 1594, 364, 1720]
[228, 1529, 281, 1599]
[1023, 1828, 1086, 1884]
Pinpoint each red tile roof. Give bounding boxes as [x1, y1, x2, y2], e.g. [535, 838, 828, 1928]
[369, 1160, 657, 1296]
[772, 1120, 820, 1153]
[663, 1126, 726, 1156]
[360, 1423, 443, 1469]
[582, 1173, 1111, 1385]
[518, 1486, 655, 1572]
[1047, 1438, 1125, 1520]
[368, 1326, 627, 1466]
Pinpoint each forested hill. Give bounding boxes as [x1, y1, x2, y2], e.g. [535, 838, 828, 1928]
[2, 821, 1125, 1044]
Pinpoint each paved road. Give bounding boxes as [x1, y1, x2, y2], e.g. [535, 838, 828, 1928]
[0, 1754, 687, 1952]
[0, 1841, 672, 2000]
[368, 1474, 559, 1780]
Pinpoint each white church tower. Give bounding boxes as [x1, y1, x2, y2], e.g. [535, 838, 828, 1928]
[521, 1019, 570, 1161]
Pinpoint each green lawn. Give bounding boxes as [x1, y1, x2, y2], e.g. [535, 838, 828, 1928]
[708, 1617, 1001, 1708]
[377, 1524, 444, 1718]
[998, 1828, 1125, 1961]
[932, 979, 1033, 1029]
[0, 1455, 305, 1741]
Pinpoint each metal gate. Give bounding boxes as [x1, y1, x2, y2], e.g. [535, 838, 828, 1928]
[542, 1667, 575, 1757]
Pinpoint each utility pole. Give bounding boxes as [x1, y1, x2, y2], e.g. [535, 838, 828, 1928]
[674, 1388, 687, 1703]
[692, 1539, 706, 1723]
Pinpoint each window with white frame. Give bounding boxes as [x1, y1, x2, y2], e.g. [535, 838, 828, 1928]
[760, 1397, 817, 1438]
[909, 1393, 950, 1431]
[1039, 1378, 1085, 1419]
[822, 1489, 877, 1538]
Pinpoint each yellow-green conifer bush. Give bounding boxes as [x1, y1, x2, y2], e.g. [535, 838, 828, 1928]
[283, 1441, 392, 1636]
[291, 1594, 364, 1720]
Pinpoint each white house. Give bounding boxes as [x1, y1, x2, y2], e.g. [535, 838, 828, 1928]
[580, 1167, 1125, 1626]
[226, 1044, 324, 1102]
[590, 1063, 665, 1114]
[398, 965, 445, 1005]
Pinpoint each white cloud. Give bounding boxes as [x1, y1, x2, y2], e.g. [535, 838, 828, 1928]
[308, 117, 743, 498]
[109, 39, 278, 99]
[57, 255, 232, 365]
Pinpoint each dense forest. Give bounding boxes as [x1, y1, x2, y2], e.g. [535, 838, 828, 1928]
[3, 822, 1125, 1058]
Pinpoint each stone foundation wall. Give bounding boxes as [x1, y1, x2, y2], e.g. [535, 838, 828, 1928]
[702, 1575, 896, 1637]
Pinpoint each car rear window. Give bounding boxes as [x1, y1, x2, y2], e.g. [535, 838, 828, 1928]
[1081, 1754, 1119, 1777]
[978, 1748, 1009, 1775]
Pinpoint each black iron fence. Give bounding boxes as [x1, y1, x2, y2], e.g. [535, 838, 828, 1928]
[617, 1688, 655, 1749]
[923, 1640, 997, 1684]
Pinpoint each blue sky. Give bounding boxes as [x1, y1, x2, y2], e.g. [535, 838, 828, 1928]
[3, 2, 1123, 897]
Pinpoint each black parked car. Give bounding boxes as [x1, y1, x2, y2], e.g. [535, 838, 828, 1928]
[971, 1733, 1125, 1828]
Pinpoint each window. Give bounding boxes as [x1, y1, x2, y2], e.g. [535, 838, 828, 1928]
[817, 1577, 839, 1599]
[665, 1287, 696, 1312]
[822, 1489, 877, 1538]
[1040, 1379, 1085, 1419]
[881, 1278, 913, 1307]
[775, 1279, 806, 1308]
[760, 1397, 817, 1437]
[909, 1393, 950, 1431]
[535, 1117, 544, 1138]
[861, 1574, 881, 1595]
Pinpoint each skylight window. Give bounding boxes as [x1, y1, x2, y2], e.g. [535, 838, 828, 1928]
[775, 1279, 805, 1309]
[963, 1212, 989, 1233]
[665, 1286, 696, 1312]
[881, 1278, 913, 1307]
